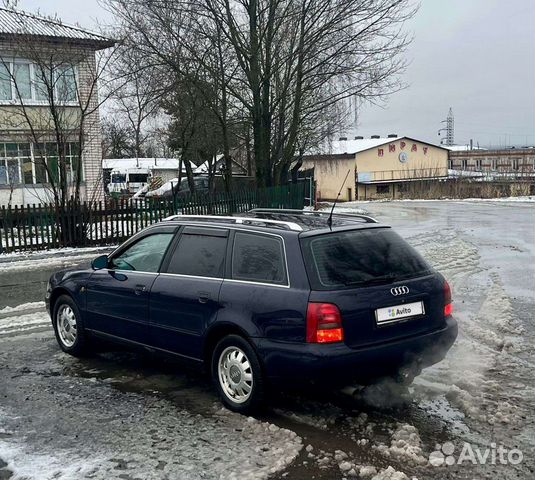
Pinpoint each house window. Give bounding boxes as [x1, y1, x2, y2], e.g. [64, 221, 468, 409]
[33, 65, 51, 101]
[13, 63, 31, 100]
[5, 144, 21, 184]
[0, 144, 21, 185]
[0, 142, 82, 186]
[0, 58, 78, 104]
[0, 63, 12, 100]
[376, 184, 390, 194]
[56, 66, 77, 103]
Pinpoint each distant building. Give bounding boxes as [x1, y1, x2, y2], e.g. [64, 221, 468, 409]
[448, 147, 535, 173]
[103, 156, 250, 195]
[301, 135, 449, 200]
[0, 8, 114, 206]
[103, 158, 184, 190]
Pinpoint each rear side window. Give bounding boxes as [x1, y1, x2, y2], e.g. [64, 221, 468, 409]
[301, 228, 432, 290]
[167, 231, 227, 278]
[232, 232, 287, 285]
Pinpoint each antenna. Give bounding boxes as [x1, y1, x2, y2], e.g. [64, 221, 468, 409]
[327, 169, 351, 229]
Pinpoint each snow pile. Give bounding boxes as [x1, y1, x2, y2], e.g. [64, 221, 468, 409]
[373, 423, 426, 466]
[472, 275, 524, 351]
[0, 245, 111, 261]
[274, 408, 339, 430]
[371, 466, 411, 480]
[306, 446, 375, 478]
[145, 177, 178, 197]
[0, 389, 302, 480]
[332, 196, 535, 205]
[360, 465, 379, 477]
[0, 312, 50, 337]
[274, 401, 343, 430]
[214, 409, 303, 478]
[0, 251, 104, 273]
[345, 412, 378, 439]
[460, 195, 535, 202]
[0, 302, 45, 314]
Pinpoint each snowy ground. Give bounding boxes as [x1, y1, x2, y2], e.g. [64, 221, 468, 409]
[0, 200, 534, 479]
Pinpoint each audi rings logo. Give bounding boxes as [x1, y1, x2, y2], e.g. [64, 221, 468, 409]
[390, 286, 409, 296]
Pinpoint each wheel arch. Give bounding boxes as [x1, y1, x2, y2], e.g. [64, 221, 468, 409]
[203, 322, 254, 367]
[49, 288, 73, 317]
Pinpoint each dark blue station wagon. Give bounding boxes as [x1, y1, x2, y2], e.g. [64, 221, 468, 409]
[46, 209, 457, 412]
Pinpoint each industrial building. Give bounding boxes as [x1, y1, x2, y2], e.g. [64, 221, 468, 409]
[301, 135, 449, 201]
[448, 147, 535, 173]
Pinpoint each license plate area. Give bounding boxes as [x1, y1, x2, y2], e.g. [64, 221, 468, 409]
[375, 301, 425, 326]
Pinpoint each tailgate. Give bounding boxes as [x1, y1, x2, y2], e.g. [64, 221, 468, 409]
[308, 274, 445, 349]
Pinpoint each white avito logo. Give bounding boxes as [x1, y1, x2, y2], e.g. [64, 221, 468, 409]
[429, 442, 523, 466]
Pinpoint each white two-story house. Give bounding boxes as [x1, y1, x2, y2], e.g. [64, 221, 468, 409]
[0, 7, 114, 206]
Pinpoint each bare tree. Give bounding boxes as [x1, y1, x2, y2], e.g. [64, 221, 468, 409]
[106, 0, 248, 192]
[105, 0, 416, 187]
[104, 42, 164, 158]
[207, 0, 416, 186]
[101, 116, 134, 158]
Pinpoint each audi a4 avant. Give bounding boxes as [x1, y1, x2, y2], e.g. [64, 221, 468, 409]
[46, 209, 457, 412]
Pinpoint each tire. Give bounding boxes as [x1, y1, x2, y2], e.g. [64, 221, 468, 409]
[52, 294, 89, 357]
[211, 334, 265, 413]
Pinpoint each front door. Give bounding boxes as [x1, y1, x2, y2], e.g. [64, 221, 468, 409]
[86, 231, 175, 343]
[149, 226, 228, 359]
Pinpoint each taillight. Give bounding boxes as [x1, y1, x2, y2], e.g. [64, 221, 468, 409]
[306, 303, 344, 343]
[444, 280, 453, 317]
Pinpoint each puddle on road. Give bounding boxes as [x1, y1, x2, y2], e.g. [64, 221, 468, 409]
[60, 348, 218, 416]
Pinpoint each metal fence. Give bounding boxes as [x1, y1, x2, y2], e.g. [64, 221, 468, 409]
[0, 183, 305, 253]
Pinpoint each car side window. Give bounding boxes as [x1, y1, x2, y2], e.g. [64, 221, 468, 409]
[110, 233, 174, 272]
[166, 230, 228, 278]
[232, 232, 287, 285]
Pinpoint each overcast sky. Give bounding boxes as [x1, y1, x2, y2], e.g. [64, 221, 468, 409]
[16, 0, 535, 147]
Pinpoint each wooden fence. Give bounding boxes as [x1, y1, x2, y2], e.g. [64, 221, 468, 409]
[0, 183, 305, 253]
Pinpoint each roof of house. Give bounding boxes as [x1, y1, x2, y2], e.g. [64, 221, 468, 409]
[320, 136, 448, 156]
[104, 157, 250, 175]
[103, 158, 183, 171]
[194, 157, 248, 175]
[0, 7, 115, 49]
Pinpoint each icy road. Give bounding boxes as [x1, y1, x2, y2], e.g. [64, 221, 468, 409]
[0, 200, 534, 479]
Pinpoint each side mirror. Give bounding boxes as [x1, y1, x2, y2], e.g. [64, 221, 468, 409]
[91, 254, 108, 270]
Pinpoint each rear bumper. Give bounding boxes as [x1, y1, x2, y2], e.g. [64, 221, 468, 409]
[254, 316, 458, 386]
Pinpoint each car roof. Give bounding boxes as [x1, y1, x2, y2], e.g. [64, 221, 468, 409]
[159, 209, 387, 236]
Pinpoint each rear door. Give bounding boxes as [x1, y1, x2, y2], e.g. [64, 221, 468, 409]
[86, 228, 175, 343]
[301, 227, 445, 348]
[149, 226, 228, 359]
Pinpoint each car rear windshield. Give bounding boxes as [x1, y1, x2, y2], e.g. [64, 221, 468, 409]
[300, 228, 433, 290]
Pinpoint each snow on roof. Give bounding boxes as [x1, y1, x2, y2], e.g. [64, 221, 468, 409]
[194, 159, 219, 174]
[322, 136, 447, 155]
[327, 137, 397, 155]
[443, 145, 487, 151]
[103, 158, 184, 171]
[194, 156, 248, 175]
[0, 7, 115, 48]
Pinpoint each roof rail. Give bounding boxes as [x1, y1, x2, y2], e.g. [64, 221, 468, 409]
[162, 214, 303, 231]
[248, 208, 378, 224]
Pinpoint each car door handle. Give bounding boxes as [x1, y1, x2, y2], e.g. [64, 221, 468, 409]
[198, 292, 210, 304]
[134, 284, 147, 295]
